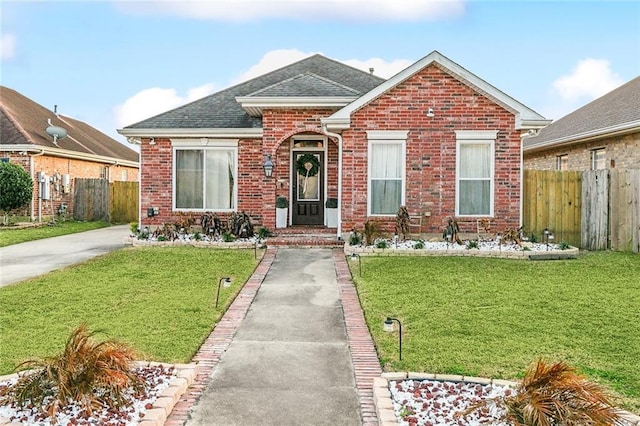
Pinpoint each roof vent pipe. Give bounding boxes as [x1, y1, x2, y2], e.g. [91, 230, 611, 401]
[369, 67, 374, 75]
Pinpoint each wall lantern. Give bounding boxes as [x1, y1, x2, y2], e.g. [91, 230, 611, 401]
[263, 154, 274, 177]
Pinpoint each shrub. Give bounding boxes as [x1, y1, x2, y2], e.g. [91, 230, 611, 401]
[257, 227, 272, 239]
[375, 240, 389, 249]
[462, 359, 624, 425]
[363, 220, 383, 246]
[465, 239, 479, 249]
[222, 231, 235, 242]
[413, 240, 425, 250]
[395, 206, 411, 241]
[559, 241, 571, 250]
[276, 197, 288, 208]
[0, 162, 33, 224]
[325, 198, 338, 208]
[129, 222, 138, 235]
[349, 229, 362, 246]
[0, 324, 143, 419]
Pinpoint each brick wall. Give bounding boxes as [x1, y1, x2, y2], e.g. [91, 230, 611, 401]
[3, 152, 138, 220]
[138, 66, 524, 234]
[524, 131, 640, 170]
[341, 64, 521, 234]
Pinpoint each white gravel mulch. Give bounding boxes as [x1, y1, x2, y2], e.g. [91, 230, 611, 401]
[390, 379, 514, 426]
[0, 364, 176, 425]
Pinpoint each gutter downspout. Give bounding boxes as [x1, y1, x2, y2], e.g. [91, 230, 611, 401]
[29, 150, 46, 222]
[322, 124, 343, 240]
[519, 132, 524, 227]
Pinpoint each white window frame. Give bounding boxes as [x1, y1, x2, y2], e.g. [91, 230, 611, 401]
[367, 130, 408, 216]
[591, 148, 606, 170]
[455, 130, 497, 217]
[172, 139, 238, 212]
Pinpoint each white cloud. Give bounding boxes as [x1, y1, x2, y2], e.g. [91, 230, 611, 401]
[343, 57, 413, 79]
[541, 58, 625, 120]
[115, 0, 465, 22]
[0, 33, 16, 61]
[114, 83, 215, 128]
[232, 48, 411, 85]
[553, 58, 624, 102]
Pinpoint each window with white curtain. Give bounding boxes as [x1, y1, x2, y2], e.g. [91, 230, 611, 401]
[455, 130, 496, 216]
[367, 131, 407, 215]
[174, 147, 237, 211]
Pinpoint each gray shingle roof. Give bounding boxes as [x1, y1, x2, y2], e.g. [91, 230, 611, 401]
[1, 86, 139, 163]
[123, 54, 385, 130]
[246, 72, 361, 97]
[524, 76, 640, 150]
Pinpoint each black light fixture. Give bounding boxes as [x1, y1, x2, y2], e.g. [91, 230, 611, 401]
[263, 154, 274, 177]
[215, 277, 231, 308]
[384, 317, 402, 360]
[350, 253, 362, 277]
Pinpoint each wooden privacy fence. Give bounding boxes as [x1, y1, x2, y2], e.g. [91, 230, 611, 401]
[523, 169, 640, 252]
[73, 178, 139, 223]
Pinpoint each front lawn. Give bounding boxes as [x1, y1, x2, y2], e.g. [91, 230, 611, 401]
[0, 220, 111, 247]
[352, 252, 640, 411]
[0, 247, 260, 374]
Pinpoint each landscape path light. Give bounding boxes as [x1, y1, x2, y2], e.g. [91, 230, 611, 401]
[215, 277, 232, 308]
[384, 316, 402, 360]
[350, 253, 362, 277]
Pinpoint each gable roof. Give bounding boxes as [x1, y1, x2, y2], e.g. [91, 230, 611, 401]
[323, 50, 550, 131]
[523, 76, 640, 152]
[1, 86, 139, 165]
[119, 54, 384, 137]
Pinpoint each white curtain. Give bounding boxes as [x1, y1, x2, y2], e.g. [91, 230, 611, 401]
[459, 144, 490, 215]
[205, 150, 235, 210]
[371, 143, 402, 214]
[176, 150, 203, 208]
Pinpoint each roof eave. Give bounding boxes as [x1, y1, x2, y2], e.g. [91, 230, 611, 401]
[117, 128, 264, 141]
[523, 120, 640, 153]
[0, 144, 139, 168]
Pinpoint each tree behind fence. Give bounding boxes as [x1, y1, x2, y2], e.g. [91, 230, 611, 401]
[523, 169, 640, 252]
[73, 179, 139, 223]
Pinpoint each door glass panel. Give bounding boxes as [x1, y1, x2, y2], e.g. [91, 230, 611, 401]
[296, 153, 320, 201]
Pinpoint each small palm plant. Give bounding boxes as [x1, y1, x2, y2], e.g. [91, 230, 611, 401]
[0, 324, 143, 422]
[463, 358, 624, 425]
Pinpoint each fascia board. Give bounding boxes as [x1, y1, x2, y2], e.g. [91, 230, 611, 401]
[117, 128, 263, 138]
[524, 121, 640, 153]
[0, 144, 139, 168]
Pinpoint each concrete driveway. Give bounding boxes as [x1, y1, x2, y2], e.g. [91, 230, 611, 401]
[0, 225, 130, 287]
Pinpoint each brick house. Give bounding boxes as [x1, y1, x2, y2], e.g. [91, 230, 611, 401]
[524, 76, 640, 171]
[119, 51, 549, 238]
[1, 86, 139, 221]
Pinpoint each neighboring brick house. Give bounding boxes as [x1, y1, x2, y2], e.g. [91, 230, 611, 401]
[524, 76, 640, 171]
[119, 51, 549, 238]
[1, 86, 139, 221]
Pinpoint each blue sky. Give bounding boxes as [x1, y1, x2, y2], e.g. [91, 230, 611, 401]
[2, 1, 639, 149]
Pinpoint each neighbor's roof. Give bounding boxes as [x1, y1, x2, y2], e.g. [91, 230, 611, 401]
[0, 86, 139, 164]
[524, 76, 640, 152]
[324, 50, 550, 131]
[120, 54, 384, 134]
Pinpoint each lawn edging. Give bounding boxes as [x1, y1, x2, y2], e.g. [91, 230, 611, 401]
[344, 245, 579, 260]
[374, 372, 640, 426]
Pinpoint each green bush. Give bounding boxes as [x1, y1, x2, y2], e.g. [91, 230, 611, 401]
[325, 198, 338, 208]
[413, 240, 425, 249]
[0, 162, 33, 224]
[275, 197, 288, 208]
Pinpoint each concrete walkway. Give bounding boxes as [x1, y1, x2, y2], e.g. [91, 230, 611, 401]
[185, 248, 362, 425]
[0, 225, 130, 287]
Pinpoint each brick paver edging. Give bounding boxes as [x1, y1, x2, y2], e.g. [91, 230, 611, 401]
[373, 372, 640, 426]
[333, 249, 383, 426]
[164, 248, 277, 426]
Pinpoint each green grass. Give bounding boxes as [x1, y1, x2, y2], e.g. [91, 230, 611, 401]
[0, 221, 111, 247]
[0, 247, 261, 374]
[352, 251, 640, 411]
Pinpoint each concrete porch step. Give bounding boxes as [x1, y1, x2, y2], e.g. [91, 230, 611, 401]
[267, 227, 344, 248]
